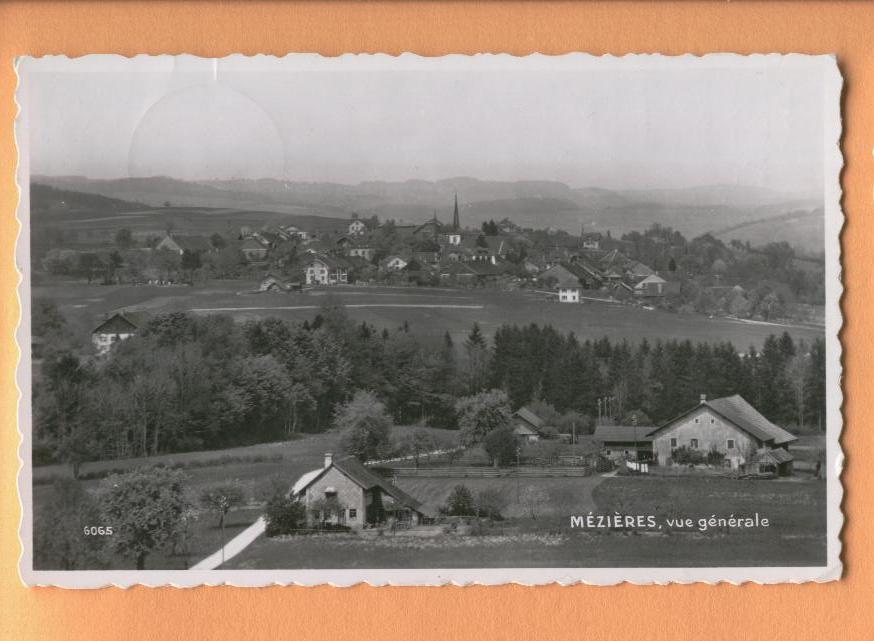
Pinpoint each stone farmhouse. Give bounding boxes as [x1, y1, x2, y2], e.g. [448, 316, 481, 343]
[648, 394, 797, 474]
[293, 453, 426, 529]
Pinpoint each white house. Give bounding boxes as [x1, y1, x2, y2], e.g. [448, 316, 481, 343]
[91, 310, 151, 355]
[348, 218, 367, 236]
[305, 255, 349, 285]
[381, 255, 408, 272]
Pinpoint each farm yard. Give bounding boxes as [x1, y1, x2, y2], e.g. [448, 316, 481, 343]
[32, 279, 825, 350]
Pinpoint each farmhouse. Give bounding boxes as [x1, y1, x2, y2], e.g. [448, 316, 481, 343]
[293, 453, 426, 529]
[305, 255, 349, 285]
[91, 310, 151, 355]
[156, 233, 212, 255]
[634, 274, 669, 297]
[541, 261, 603, 302]
[648, 394, 797, 473]
[593, 424, 654, 462]
[512, 406, 550, 442]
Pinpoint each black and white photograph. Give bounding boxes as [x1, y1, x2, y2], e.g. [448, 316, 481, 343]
[15, 53, 843, 586]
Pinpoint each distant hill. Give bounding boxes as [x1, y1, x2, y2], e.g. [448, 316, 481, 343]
[32, 175, 822, 251]
[712, 208, 825, 256]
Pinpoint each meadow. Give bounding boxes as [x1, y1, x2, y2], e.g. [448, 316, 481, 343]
[225, 475, 827, 569]
[33, 279, 825, 350]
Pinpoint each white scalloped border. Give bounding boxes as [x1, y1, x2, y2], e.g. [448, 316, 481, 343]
[12, 52, 845, 588]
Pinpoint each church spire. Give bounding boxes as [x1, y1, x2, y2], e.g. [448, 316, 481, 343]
[452, 193, 460, 231]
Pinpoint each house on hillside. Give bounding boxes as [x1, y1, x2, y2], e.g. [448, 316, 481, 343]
[91, 310, 151, 355]
[348, 217, 367, 236]
[540, 261, 604, 302]
[593, 424, 654, 462]
[581, 232, 602, 250]
[292, 453, 426, 529]
[156, 233, 213, 255]
[634, 274, 669, 297]
[647, 394, 797, 474]
[512, 406, 551, 442]
[305, 254, 349, 285]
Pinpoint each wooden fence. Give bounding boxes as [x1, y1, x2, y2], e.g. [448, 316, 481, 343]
[389, 465, 595, 478]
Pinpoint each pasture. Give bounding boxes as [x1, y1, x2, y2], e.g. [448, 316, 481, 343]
[33, 280, 825, 350]
[226, 474, 827, 569]
[32, 426, 455, 570]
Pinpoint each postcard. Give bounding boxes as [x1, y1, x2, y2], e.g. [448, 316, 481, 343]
[15, 53, 843, 586]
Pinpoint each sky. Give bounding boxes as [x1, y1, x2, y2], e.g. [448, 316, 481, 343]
[19, 55, 830, 194]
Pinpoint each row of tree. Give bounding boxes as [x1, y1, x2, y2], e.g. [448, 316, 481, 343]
[34, 300, 827, 474]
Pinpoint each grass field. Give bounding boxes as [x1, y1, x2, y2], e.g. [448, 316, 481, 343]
[34, 280, 825, 350]
[225, 474, 827, 569]
[31, 426, 459, 570]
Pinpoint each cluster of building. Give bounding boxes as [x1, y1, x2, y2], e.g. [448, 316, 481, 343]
[288, 392, 797, 532]
[239, 196, 680, 301]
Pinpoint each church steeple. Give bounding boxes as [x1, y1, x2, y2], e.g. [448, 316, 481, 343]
[452, 193, 460, 230]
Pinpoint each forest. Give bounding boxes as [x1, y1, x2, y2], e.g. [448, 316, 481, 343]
[33, 300, 827, 473]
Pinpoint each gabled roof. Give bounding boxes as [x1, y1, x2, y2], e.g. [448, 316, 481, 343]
[593, 425, 654, 443]
[635, 273, 667, 287]
[296, 456, 423, 512]
[514, 406, 545, 430]
[648, 395, 797, 446]
[92, 310, 152, 334]
[307, 254, 350, 270]
[756, 448, 794, 464]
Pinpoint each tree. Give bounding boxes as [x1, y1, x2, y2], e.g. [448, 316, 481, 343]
[199, 481, 246, 557]
[210, 232, 227, 250]
[464, 323, 490, 393]
[483, 426, 517, 467]
[97, 467, 192, 570]
[396, 427, 436, 468]
[475, 487, 508, 520]
[33, 479, 107, 570]
[336, 390, 392, 461]
[265, 496, 307, 537]
[309, 495, 346, 527]
[115, 227, 135, 250]
[444, 484, 476, 516]
[455, 389, 511, 446]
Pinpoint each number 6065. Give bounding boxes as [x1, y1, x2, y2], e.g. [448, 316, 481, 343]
[83, 526, 113, 536]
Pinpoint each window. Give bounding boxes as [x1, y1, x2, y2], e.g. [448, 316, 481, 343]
[670, 438, 677, 448]
[694, 418, 699, 424]
[348, 509, 357, 520]
[690, 439, 699, 449]
[727, 439, 735, 450]
[710, 418, 715, 424]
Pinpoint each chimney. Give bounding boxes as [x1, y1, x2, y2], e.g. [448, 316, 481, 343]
[324, 452, 333, 468]
[700, 394, 707, 403]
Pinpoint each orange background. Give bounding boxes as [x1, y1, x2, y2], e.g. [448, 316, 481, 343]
[0, 2, 869, 640]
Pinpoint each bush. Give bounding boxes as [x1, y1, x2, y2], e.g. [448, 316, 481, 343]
[671, 446, 707, 465]
[706, 447, 726, 466]
[483, 427, 517, 466]
[475, 487, 507, 520]
[264, 496, 307, 537]
[443, 484, 476, 516]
